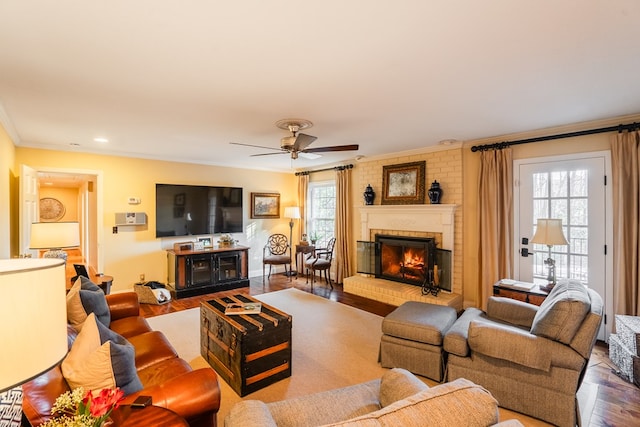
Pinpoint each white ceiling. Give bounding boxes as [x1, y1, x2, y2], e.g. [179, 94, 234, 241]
[1, 1, 640, 172]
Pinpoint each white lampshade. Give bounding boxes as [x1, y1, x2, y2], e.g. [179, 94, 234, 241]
[531, 218, 569, 246]
[0, 258, 68, 392]
[29, 221, 80, 249]
[284, 206, 301, 220]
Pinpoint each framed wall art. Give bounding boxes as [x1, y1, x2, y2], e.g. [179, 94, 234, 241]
[39, 197, 66, 221]
[381, 161, 426, 205]
[251, 192, 280, 218]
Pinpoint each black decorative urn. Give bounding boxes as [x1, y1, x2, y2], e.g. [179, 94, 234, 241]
[428, 181, 443, 204]
[364, 184, 375, 205]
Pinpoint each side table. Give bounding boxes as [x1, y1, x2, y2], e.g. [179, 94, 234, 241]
[295, 244, 315, 275]
[65, 263, 114, 294]
[109, 405, 188, 426]
[493, 279, 549, 306]
[93, 274, 114, 294]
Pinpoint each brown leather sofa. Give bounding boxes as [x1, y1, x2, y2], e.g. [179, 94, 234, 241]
[22, 292, 221, 427]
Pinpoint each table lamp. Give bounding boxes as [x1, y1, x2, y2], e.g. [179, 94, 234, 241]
[0, 258, 68, 426]
[29, 221, 80, 263]
[284, 206, 301, 277]
[530, 218, 569, 291]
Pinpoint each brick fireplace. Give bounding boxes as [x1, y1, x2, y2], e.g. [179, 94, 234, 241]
[344, 204, 462, 310]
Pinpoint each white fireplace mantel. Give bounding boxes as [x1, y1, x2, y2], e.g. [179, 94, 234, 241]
[359, 204, 457, 250]
[347, 203, 461, 309]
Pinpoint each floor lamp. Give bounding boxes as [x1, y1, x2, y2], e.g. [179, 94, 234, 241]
[0, 258, 68, 426]
[531, 218, 569, 291]
[284, 206, 301, 277]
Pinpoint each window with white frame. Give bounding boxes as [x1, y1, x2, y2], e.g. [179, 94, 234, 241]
[531, 169, 589, 282]
[307, 180, 335, 248]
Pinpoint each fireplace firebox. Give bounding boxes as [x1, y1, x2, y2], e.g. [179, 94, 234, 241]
[377, 235, 434, 285]
[357, 234, 451, 292]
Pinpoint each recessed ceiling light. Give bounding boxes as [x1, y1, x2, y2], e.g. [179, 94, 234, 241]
[94, 137, 109, 143]
[438, 139, 458, 146]
[69, 143, 80, 146]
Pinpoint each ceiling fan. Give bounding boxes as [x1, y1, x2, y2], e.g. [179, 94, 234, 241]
[230, 119, 359, 160]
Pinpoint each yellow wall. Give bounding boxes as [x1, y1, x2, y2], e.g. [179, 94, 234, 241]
[15, 147, 297, 292]
[0, 125, 16, 259]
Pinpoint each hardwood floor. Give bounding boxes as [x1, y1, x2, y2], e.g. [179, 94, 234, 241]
[139, 274, 640, 427]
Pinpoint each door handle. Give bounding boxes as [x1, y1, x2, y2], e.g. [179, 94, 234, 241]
[520, 248, 532, 257]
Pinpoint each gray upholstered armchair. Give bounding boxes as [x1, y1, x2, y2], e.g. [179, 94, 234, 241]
[444, 281, 603, 427]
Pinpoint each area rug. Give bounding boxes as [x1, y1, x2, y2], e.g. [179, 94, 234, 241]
[148, 288, 387, 424]
[147, 288, 597, 426]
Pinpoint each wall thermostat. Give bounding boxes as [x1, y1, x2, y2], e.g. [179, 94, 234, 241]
[128, 197, 141, 205]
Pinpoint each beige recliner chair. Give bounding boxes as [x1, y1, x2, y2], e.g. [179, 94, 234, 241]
[444, 281, 603, 427]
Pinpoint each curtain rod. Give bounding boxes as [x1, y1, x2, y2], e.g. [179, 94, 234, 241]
[295, 163, 353, 176]
[470, 122, 639, 152]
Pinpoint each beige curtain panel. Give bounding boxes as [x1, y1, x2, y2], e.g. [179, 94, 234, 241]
[611, 130, 640, 316]
[297, 174, 309, 239]
[335, 167, 352, 284]
[478, 148, 514, 310]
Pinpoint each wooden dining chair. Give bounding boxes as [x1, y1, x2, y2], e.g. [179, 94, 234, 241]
[304, 237, 336, 288]
[263, 233, 292, 281]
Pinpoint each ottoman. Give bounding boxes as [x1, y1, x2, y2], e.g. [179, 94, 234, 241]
[379, 301, 457, 381]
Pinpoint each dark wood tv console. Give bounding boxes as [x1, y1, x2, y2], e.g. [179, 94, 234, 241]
[167, 245, 250, 299]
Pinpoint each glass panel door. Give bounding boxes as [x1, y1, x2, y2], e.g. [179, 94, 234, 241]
[515, 152, 609, 340]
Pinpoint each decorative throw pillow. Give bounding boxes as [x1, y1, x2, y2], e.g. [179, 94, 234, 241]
[66, 276, 110, 329]
[379, 368, 429, 407]
[62, 313, 143, 395]
[530, 280, 591, 344]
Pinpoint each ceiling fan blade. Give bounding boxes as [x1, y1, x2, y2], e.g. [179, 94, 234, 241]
[230, 142, 283, 152]
[302, 144, 359, 153]
[298, 152, 322, 160]
[249, 151, 288, 157]
[293, 133, 317, 151]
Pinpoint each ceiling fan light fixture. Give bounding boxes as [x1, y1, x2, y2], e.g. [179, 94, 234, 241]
[232, 118, 357, 161]
[281, 136, 297, 149]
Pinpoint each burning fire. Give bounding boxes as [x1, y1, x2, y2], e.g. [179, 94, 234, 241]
[403, 248, 425, 269]
[381, 246, 426, 281]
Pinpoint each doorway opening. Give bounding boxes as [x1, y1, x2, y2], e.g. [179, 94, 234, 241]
[514, 151, 612, 341]
[20, 166, 103, 275]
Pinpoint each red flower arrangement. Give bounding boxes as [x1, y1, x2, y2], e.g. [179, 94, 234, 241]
[41, 387, 124, 427]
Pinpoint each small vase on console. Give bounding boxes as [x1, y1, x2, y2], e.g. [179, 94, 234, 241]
[428, 181, 443, 204]
[364, 184, 375, 205]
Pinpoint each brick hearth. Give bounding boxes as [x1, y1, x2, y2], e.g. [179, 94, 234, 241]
[343, 276, 462, 311]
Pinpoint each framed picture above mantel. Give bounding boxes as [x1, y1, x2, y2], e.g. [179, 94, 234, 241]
[381, 161, 426, 205]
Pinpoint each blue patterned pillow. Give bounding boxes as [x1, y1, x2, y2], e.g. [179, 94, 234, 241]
[67, 277, 110, 328]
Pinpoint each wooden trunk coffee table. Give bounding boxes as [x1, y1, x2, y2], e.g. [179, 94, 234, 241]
[200, 294, 292, 396]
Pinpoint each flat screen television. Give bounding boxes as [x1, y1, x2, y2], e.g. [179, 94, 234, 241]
[156, 184, 243, 237]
